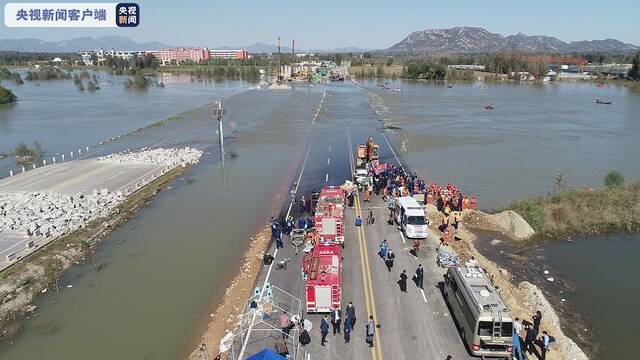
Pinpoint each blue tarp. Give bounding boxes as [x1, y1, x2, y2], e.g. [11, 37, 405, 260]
[246, 348, 286, 360]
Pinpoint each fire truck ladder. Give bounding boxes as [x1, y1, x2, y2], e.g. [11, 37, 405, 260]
[308, 255, 320, 280]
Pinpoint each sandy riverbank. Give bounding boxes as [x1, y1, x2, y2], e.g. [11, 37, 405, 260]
[446, 209, 589, 360]
[0, 165, 190, 341]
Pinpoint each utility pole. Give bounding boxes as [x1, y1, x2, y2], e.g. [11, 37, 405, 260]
[292, 40, 295, 79]
[277, 36, 281, 82]
[213, 100, 226, 160]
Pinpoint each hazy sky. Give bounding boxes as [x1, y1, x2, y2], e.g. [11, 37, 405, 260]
[1, 0, 638, 49]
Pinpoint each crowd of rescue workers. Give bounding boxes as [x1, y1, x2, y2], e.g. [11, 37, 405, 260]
[257, 139, 555, 360]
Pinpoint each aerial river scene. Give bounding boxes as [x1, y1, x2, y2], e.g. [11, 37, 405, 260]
[1, 1, 638, 360]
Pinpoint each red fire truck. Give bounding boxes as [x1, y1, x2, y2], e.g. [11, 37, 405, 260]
[314, 186, 346, 245]
[302, 241, 342, 312]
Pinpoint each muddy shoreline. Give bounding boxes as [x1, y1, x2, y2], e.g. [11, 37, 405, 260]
[473, 232, 599, 357]
[452, 209, 589, 360]
[0, 165, 191, 342]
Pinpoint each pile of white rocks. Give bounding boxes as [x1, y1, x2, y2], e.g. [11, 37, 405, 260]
[97, 147, 203, 167]
[0, 189, 126, 239]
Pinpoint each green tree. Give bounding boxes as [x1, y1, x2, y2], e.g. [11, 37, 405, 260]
[604, 170, 625, 187]
[0, 85, 17, 104]
[124, 73, 150, 89]
[630, 51, 640, 80]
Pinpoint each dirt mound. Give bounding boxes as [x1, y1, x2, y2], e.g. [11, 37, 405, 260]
[463, 209, 535, 240]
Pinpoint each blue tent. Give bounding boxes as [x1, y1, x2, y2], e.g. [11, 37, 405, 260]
[246, 348, 286, 360]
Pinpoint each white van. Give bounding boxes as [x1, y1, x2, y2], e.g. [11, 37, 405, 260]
[395, 196, 428, 239]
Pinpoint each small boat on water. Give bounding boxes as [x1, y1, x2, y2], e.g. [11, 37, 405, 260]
[447, 84, 453, 88]
[595, 99, 612, 105]
[392, 88, 402, 92]
[479, 85, 488, 90]
[485, 104, 494, 110]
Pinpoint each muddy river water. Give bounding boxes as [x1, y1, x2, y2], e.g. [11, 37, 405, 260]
[1, 77, 639, 359]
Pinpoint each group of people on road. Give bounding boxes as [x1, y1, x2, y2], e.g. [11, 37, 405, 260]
[319, 301, 361, 346]
[512, 310, 555, 360]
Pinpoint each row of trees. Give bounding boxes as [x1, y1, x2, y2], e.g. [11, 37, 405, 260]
[104, 53, 159, 74]
[629, 51, 640, 80]
[402, 62, 447, 80]
[0, 68, 24, 84]
[25, 67, 72, 81]
[0, 51, 80, 66]
[185, 66, 261, 81]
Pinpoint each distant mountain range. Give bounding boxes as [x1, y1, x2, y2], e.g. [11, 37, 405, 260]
[0, 36, 371, 54]
[1, 30, 635, 55]
[0, 36, 171, 53]
[385, 27, 638, 54]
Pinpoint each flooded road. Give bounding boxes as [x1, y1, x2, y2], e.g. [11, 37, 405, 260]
[1, 78, 639, 359]
[366, 79, 640, 359]
[366, 80, 640, 209]
[0, 71, 249, 175]
[0, 86, 323, 359]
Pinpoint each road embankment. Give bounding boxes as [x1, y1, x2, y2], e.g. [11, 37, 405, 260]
[508, 183, 640, 239]
[434, 208, 589, 360]
[0, 164, 191, 342]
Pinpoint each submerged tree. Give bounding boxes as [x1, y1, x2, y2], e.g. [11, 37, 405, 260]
[0, 85, 17, 104]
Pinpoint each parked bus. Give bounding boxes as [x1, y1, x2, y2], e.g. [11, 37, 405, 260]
[443, 265, 513, 358]
[394, 196, 428, 239]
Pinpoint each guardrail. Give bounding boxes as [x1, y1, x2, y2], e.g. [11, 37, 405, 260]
[0, 163, 177, 272]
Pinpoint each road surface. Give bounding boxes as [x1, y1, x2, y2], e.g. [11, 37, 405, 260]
[234, 84, 472, 360]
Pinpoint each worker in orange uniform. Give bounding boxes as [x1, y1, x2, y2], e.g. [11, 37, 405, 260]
[364, 185, 372, 202]
[439, 215, 449, 233]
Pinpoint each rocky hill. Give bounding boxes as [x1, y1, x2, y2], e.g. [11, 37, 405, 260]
[386, 27, 638, 54]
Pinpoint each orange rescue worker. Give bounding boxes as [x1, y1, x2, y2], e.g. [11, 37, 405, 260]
[443, 204, 452, 217]
[383, 187, 389, 201]
[439, 216, 449, 233]
[364, 185, 372, 202]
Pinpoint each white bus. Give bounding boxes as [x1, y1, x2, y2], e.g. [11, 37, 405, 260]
[444, 265, 513, 358]
[394, 196, 428, 239]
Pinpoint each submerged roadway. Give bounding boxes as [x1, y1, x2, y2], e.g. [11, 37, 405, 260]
[236, 83, 472, 360]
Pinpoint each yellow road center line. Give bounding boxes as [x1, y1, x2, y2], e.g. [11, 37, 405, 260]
[355, 193, 382, 360]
